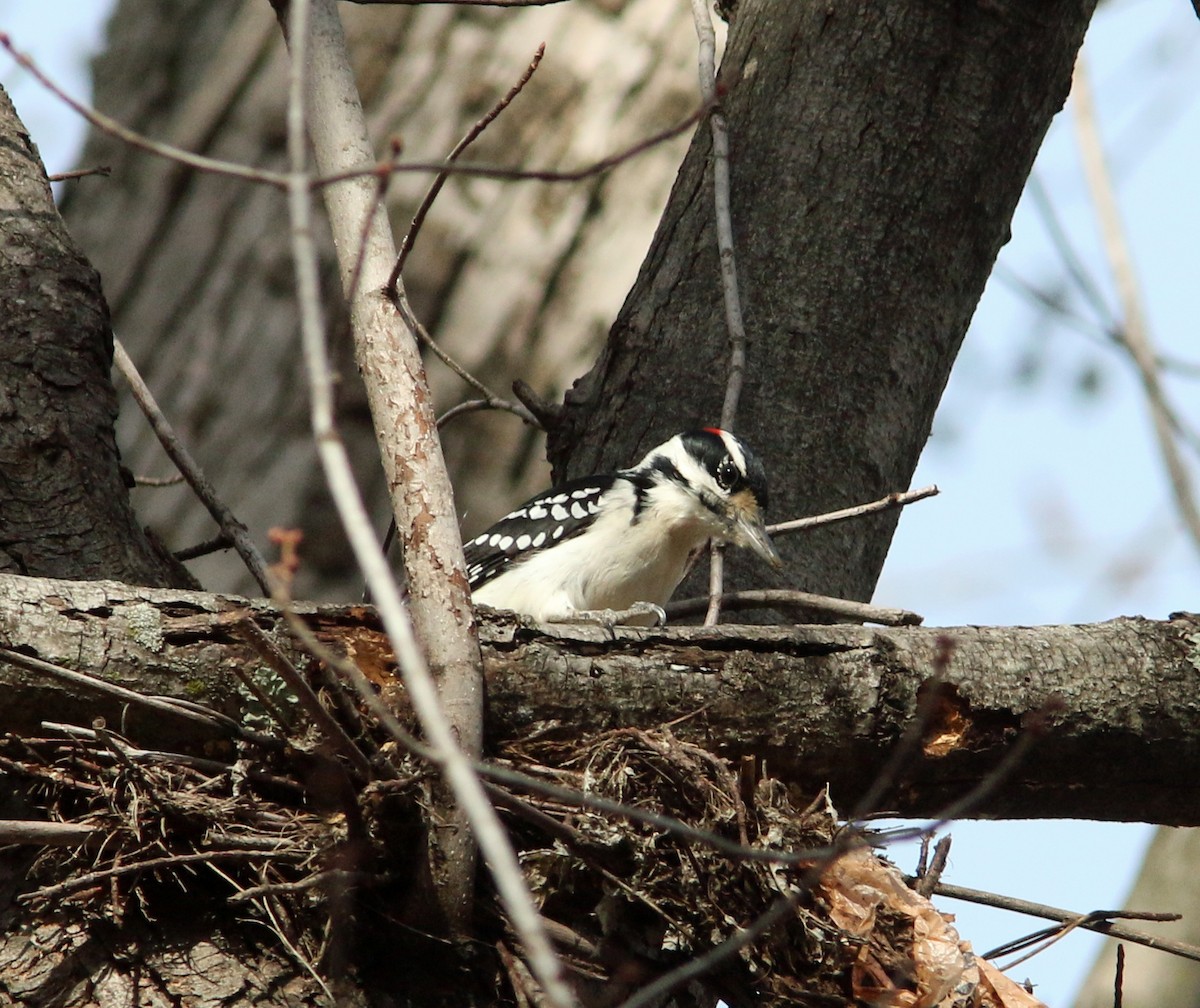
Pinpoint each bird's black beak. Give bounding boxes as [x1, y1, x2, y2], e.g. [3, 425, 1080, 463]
[728, 496, 783, 569]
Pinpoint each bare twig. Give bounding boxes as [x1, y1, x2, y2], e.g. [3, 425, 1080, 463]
[936, 882, 1198, 964]
[1026, 172, 1118, 332]
[47, 165, 110, 182]
[20, 848, 308, 905]
[4, 32, 708, 199]
[689, 0, 746, 627]
[767, 485, 939, 537]
[702, 544, 726, 626]
[312, 96, 715, 190]
[0, 645, 269, 742]
[913, 836, 951, 898]
[0, 34, 291, 189]
[437, 397, 540, 430]
[391, 43, 545, 288]
[113, 341, 272, 593]
[0, 820, 98, 846]
[404, 307, 538, 427]
[280, 3, 570, 1000]
[689, 1, 745, 430]
[173, 534, 232, 561]
[666, 588, 922, 626]
[1073, 55, 1200, 552]
[228, 868, 381, 903]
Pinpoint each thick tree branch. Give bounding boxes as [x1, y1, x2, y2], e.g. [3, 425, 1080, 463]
[0, 573, 1195, 826]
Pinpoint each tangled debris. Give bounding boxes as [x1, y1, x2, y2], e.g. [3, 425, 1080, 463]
[495, 727, 1044, 1008]
[0, 696, 1043, 1007]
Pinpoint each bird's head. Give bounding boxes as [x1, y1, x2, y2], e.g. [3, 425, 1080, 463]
[631, 428, 783, 569]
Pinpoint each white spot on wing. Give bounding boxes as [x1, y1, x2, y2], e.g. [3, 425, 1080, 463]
[527, 505, 547, 519]
[532, 531, 546, 547]
[497, 535, 514, 551]
[551, 504, 569, 521]
[570, 502, 588, 519]
[552, 526, 565, 539]
[488, 534, 502, 547]
[516, 534, 531, 550]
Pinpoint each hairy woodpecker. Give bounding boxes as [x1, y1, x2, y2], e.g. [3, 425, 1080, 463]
[465, 428, 782, 624]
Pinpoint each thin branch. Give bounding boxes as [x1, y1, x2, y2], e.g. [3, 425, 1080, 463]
[767, 485, 939, 537]
[173, 533, 233, 561]
[280, 4, 571, 1000]
[312, 96, 715, 190]
[404, 305, 538, 426]
[47, 165, 110, 182]
[4, 32, 708, 200]
[935, 882, 1199, 964]
[689, 2, 745, 431]
[0, 645, 270, 743]
[113, 341, 272, 593]
[0, 34, 291, 189]
[1026, 172, 1118, 332]
[702, 544, 725, 626]
[689, 0, 746, 627]
[391, 43, 545, 289]
[437, 397, 540, 430]
[227, 868, 382, 903]
[19, 848, 308, 905]
[0, 820, 98, 846]
[666, 588, 922, 626]
[1073, 55, 1200, 552]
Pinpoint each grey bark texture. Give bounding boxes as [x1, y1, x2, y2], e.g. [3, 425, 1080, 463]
[551, 0, 1098, 606]
[2, 573, 1197, 827]
[0, 87, 191, 588]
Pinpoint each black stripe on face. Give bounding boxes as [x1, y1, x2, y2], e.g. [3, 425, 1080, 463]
[679, 430, 771, 512]
[629, 455, 686, 520]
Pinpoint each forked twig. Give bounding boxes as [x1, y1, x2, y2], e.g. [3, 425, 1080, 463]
[390, 43, 546, 290]
[936, 882, 1197, 964]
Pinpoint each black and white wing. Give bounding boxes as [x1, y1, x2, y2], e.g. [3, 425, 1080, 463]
[464, 474, 616, 590]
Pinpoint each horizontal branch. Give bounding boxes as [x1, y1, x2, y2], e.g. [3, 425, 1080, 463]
[0, 573, 1196, 824]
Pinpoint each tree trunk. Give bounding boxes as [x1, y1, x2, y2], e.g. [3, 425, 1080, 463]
[551, 0, 1097, 606]
[0, 87, 190, 588]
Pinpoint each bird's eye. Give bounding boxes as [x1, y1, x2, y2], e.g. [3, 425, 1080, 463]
[716, 458, 739, 491]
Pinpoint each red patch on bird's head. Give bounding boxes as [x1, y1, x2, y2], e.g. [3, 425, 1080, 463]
[703, 426, 725, 438]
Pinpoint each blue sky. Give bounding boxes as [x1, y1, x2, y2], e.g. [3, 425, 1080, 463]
[3, 1, 1197, 1003]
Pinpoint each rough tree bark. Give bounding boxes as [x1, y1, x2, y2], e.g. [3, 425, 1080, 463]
[551, 0, 1098, 606]
[2, 573, 1197, 827]
[0, 88, 190, 589]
